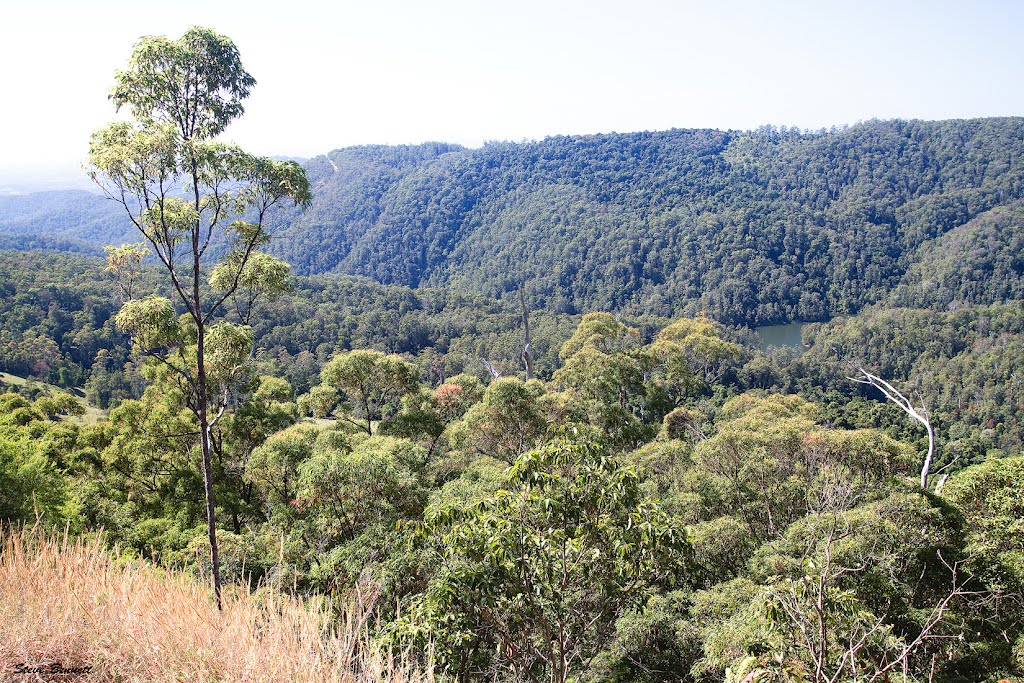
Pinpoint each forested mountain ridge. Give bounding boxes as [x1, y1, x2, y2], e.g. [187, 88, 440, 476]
[0, 190, 134, 253]
[3, 117, 1024, 325]
[275, 117, 1024, 324]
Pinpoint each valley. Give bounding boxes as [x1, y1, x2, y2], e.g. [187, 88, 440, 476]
[1, 19, 1022, 682]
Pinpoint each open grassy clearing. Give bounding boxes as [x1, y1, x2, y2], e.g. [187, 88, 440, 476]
[0, 372, 105, 425]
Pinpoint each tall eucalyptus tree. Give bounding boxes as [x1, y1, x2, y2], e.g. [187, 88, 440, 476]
[87, 27, 311, 606]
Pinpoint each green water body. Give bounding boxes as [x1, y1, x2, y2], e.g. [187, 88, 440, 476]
[753, 322, 808, 352]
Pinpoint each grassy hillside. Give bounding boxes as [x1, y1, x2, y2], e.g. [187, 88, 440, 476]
[0, 372, 105, 424]
[0, 528, 430, 683]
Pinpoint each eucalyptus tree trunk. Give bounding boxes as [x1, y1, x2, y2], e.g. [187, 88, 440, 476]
[88, 27, 311, 610]
[196, 317, 222, 605]
[192, 170, 222, 607]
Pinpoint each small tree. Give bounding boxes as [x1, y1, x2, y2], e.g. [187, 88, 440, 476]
[454, 377, 550, 463]
[403, 440, 689, 682]
[312, 350, 421, 434]
[87, 27, 311, 606]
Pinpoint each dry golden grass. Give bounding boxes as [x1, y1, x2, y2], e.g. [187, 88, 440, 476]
[0, 528, 432, 683]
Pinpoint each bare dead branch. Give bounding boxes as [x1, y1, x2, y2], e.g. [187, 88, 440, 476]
[849, 367, 935, 488]
[480, 358, 501, 380]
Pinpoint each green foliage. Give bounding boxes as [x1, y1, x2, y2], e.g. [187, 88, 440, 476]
[110, 27, 255, 139]
[0, 429, 68, 524]
[297, 435, 428, 545]
[315, 349, 420, 433]
[115, 295, 180, 350]
[559, 312, 641, 360]
[553, 314, 741, 451]
[398, 439, 688, 682]
[943, 456, 1024, 592]
[674, 394, 912, 540]
[689, 516, 757, 584]
[587, 590, 703, 683]
[0, 393, 88, 527]
[661, 406, 708, 441]
[647, 315, 743, 394]
[210, 251, 292, 322]
[750, 493, 969, 681]
[452, 377, 551, 462]
[74, 387, 206, 559]
[246, 423, 320, 515]
[694, 486, 977, 682]
[554, 345, 650, 449]
[0, 252, 133, 388]
[103, 242, 147, 299]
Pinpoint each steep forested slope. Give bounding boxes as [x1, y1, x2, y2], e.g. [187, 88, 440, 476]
[5, 118, 1024, 324]
[0, 190, 132, 252]
[891, 201, 1024, 308]
[790, 302, 1024, 459]
[277, 118, 1024, 324]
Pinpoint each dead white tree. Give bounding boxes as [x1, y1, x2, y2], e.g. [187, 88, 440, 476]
[849, 367, 934, 488]
[480, 358, 502, 380]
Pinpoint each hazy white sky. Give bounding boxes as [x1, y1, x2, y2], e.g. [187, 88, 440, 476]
[2, 0, 1022, 181]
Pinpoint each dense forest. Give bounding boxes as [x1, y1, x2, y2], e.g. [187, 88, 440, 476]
[3, 118, 1024, 325]
[3, 244, 1024, 681]
[2, 26, 1024, 683]
[5, 247, 1023, 472]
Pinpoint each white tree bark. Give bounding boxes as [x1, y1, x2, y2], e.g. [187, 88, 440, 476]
[849, 368, 934, 488]
[480, 358, 502, 380]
